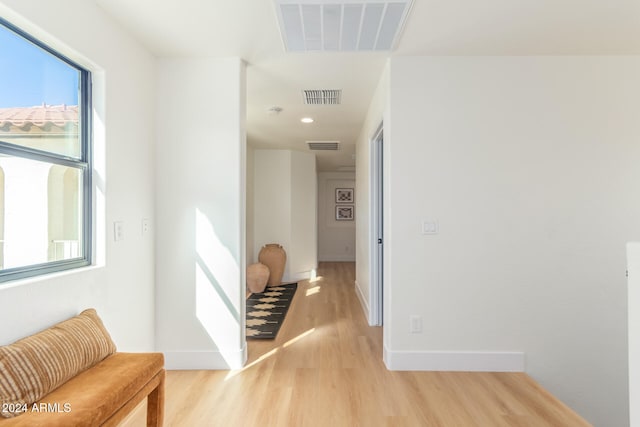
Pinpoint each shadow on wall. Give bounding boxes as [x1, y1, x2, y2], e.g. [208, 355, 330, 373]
[194, 208, 242, 368]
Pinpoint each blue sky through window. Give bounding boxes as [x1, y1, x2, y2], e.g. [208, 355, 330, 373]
[0, 23, 79, 108]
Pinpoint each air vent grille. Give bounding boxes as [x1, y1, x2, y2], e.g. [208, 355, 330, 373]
[307, 141, 340, 150]
[303, 89, 342, 105]
[275, 0, 414, 52]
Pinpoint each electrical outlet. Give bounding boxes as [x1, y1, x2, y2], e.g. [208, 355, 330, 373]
[114, 221, 124, 241]
[142, 218, 150, 235]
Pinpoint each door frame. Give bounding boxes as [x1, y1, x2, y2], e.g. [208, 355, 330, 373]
[628, 242, 640, 426]
[369, 122, 384, 326]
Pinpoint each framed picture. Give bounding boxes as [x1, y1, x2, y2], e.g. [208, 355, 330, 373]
[336, 205, 354, 221]
[335, 188, 354, 203]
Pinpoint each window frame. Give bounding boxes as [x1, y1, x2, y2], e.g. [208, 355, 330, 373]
[0, 17, 92, 283]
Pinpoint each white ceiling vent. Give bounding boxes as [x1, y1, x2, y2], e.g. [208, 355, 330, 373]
[303, 89, 341, 105]
[274, 0, 414, 52]
[307, 141, 340, 150]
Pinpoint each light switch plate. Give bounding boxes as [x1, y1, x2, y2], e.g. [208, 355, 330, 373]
[422, 220, 439, 235]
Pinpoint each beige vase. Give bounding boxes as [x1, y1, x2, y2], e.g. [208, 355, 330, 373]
[258, 244, 286, 287]
[246, 263, 269, 294]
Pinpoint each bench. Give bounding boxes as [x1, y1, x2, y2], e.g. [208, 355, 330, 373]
[0, 309, 165, 426]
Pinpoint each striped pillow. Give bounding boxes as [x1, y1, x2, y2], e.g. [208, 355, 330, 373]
[0, 308, 117, 418]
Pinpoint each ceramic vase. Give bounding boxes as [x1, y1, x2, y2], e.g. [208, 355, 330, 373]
[246, 263, 269, 293]
[258, 244, 286, 287]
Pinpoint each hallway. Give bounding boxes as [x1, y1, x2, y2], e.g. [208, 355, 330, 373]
[123, 262, 589, 426]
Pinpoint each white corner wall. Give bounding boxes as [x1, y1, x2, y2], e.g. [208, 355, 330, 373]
[290, 151, 318, 278]
[0, 0, 156, 351]
[318, 172, 356, 262]
[155, 57, 246, 369]
[253, 149, 292, 271]
[386, 56, 640, 426]
[355, 63, 389, 325]
[253, 149, 317, 283]
[246, 145, 255, 265]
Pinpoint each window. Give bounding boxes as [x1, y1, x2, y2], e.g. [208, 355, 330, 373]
[0, 18, 91, 282]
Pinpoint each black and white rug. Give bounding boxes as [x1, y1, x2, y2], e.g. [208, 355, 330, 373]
[246, 283, 298, 339]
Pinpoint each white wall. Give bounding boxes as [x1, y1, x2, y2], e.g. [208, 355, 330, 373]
[290, 151, 318, 277]
[629, 243, 640, 427]
[155, 57, 246, 369]
[385, 56, 640, 426]
[318, 172, 356, 262]
[246, 145, 255, 265]
[253, 149, 317, 282]
[0, 0, 156, 351]
[253, 149, 292, 270]
[355, 64, 389, 325]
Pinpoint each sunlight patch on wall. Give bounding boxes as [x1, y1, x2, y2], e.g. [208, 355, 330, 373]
[195, 208, 240, 303]
[92, 72, 106, 266]
[195, 208, 242, 368]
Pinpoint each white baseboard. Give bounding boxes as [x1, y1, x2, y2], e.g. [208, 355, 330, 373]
[354, 281, 370, 324]
[384, 346, 525, 372]
[318, 254, 356, 262]
[164, 345, 247, 370]
[283, 270, 313, 283]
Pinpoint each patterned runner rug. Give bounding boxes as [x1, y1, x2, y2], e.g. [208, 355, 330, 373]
[246, 282, 298, 339]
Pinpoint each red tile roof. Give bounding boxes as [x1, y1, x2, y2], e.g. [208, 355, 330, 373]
[0, 104, 78, 130]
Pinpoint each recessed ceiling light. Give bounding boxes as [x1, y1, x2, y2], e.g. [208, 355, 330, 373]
[301, 117, 314, 123]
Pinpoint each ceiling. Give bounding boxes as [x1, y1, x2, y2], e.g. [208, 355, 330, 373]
[93, 0, 640, 171]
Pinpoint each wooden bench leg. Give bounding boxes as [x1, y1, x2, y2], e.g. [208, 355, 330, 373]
[146, 370, 165, 427]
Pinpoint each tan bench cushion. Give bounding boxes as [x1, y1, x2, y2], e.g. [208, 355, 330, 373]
[0, 352, 164, 426]
[0, 309, 116, 418]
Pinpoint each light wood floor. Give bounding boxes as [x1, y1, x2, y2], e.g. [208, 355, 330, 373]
[121, 262, 590, 427]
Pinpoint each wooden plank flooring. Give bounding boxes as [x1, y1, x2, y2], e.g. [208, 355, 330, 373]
[121, 262, 590, 426]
